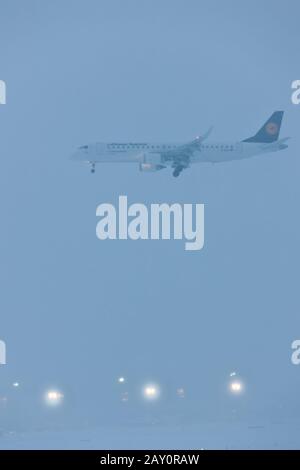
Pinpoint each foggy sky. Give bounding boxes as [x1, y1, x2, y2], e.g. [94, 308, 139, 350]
[0, 0, 299, 437]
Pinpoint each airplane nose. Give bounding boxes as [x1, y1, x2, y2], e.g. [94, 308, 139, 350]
[70, 145, 89, 161]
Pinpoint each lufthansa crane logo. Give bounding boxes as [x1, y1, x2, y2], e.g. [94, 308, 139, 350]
[266, 122, 278, 135]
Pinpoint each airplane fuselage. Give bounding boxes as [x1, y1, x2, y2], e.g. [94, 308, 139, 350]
[73, 140, 286, 165]
[71, 111, 289, 176]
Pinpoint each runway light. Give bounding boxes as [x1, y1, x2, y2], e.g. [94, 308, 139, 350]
[230, 381, 243, 394]
[143, 384, 160, 400]
[45, 389, 64, 406]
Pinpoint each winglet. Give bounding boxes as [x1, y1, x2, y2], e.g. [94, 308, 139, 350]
[196, 126, 213, 143]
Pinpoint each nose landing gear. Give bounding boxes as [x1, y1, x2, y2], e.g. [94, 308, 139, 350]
[90, 162, 96, 173]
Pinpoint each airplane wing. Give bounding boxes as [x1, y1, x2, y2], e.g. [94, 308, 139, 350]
[161, 127, 213, 177]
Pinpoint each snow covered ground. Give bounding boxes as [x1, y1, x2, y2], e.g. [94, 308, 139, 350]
[0, 422, 299, 450]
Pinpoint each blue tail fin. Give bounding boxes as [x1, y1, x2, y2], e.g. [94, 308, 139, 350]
[243, 111, 284, 143]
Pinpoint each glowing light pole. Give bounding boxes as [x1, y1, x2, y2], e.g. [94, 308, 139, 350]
[143, 384, 160, 401]
[45, 389, 64, 406]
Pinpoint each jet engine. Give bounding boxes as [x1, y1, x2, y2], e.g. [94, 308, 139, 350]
[139, 153, 166, 172]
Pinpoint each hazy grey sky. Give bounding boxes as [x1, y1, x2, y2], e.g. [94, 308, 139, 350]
[0, 0, 299, 438]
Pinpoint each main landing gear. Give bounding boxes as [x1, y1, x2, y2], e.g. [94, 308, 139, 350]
[90, 162, 96, 173]
[172, 165, 184, 177]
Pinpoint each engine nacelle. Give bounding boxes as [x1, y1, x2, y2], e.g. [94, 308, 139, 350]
[139, 153, 166, 172]
[139, 162, 166, 172]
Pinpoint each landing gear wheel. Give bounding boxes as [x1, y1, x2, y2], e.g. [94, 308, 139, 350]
[90, 163, 96, 173]
[173, 166, 183, 177]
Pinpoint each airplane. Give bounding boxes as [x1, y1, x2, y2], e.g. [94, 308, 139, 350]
[71, 111, 289, 177]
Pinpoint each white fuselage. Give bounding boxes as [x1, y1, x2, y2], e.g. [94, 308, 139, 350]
[72, 140, 282, 166]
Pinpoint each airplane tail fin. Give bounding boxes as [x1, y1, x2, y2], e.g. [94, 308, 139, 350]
[243, 111, 284, 143]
